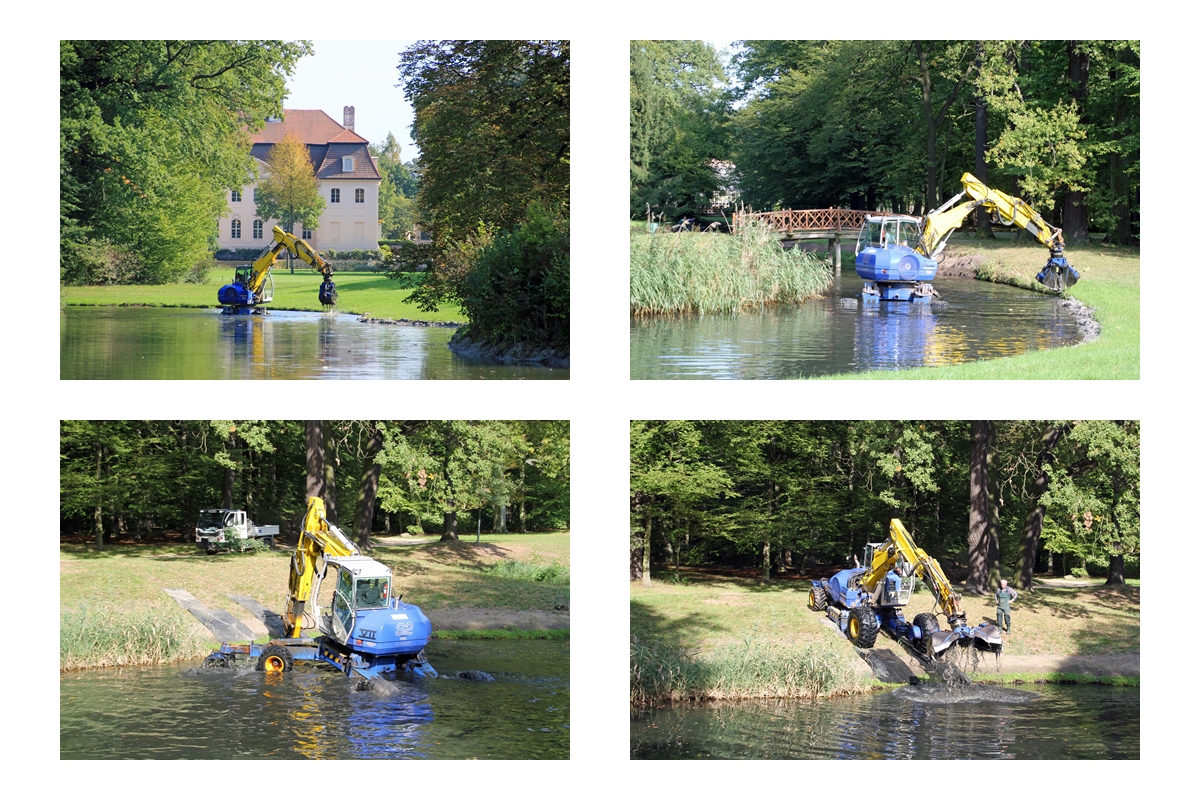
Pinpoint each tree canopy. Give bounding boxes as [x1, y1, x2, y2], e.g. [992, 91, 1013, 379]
[60, 40, 312, 284]
[394, 40, 570, 353]
[61, 420, 570, 548]
[255, 132, 326, 235]
[631, 40, 1139, 243]
[630, 420, 1139, 589]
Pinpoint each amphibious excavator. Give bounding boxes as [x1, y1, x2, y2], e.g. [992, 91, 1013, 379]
[217, 225, 338, 313]
[203, 496, 436, 682]
[854, 172, 1080, 303]
[807, 518, 1002, 657]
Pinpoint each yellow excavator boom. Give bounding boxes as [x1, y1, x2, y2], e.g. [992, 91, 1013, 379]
[284, 496, 360, 637]
[919, 172, 1065, 260]
[247, 226, 334, 298]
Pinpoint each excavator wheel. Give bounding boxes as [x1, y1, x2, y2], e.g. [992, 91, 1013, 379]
[847, 605, 880, 648]
[808, 585, 828, 611]
[912, 612, 941, 655]
[256, 644, 295, 673]
[203, 653, 233, 669]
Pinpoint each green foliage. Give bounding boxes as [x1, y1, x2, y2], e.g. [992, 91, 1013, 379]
[630, 222, 831, 314]
[60, 40, 312, 284]
[630, 40, 731, 218]
[456, 204, 569, 350]
[486, 559, 569, 584]
[399, 40, 569, 245]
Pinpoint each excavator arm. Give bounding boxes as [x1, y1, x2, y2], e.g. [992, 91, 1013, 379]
[231, 226, 337, 309]
[918, 172, 1078, 293]
[862, 519, 966, 625]
[284, 496, 360, 637]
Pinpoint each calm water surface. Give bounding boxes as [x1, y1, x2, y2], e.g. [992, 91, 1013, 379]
[61, 639, 568, 759]
[631, 273, 1083, 379]
[61, 307, 568, 380]
[631, 683, 1138, 759]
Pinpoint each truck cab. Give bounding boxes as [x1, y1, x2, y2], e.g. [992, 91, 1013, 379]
[195, 508, 278, 553]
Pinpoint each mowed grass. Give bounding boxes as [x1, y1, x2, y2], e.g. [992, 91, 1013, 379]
[62, 272, 465, 323]
[60, 531, 569, 666]
[631, 568, 1139, 658]
[823, 237, 1139, 380]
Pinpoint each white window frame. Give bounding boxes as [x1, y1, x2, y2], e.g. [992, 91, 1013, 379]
[231, 189, 241, 203]
[355, 188, 364, 203]
[252, 219, 263, 239]
[231, 219, 241, 239]
[343, 156, 354, 172]
[331, 188, 340, 203]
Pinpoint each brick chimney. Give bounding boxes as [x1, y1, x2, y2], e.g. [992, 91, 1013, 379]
[343, 105, 355, 131]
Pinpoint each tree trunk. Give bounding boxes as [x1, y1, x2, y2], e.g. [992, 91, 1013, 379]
[641, 509, 652, 587]
[630, 546, 643, 582]
[1106, 554, 1125, 585]
[221, 426, 238, 508]
[305, 420, 324, 504]
[974, 42, 993, 239]
[966, 421, 991, 594]
[442, 509, 458, 541]
[354, 424, 384, 550]
[1017, 424, 1064, 589]
[94, 443, 105, 548]
[986, 428, 1002, 589]
[1062, 41, 1090, 244]
[322, 420, 337, 525]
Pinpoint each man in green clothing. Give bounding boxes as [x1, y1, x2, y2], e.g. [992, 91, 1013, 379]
[996, 579, 1019, 634]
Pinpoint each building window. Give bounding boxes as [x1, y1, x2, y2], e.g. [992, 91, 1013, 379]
[355, 188, 364, 203]
[253, 219, 263, 239]
[343, 156, 354, 172]
[302, 227, 313, 240]
[231, 219, 241, 239]
[231, 189, 241, 203]
[253, 188, 260, 202]
[331, 188, 340, 203]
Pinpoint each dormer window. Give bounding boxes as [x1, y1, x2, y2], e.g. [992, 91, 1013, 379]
[342, 156, 354, 172]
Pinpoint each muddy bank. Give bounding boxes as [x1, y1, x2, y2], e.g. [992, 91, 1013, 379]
[429, 606, 569, 631]
[850, 646, 1139, 683]
[448, 331, 569, 368]
[936, 253, 985, 278]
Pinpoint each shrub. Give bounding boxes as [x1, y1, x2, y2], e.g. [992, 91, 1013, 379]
[61, 239, 147, 285]
[486, 558, 569, 584]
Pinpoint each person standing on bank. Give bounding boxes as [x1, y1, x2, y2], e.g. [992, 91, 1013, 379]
[995, 579, 1019, 634]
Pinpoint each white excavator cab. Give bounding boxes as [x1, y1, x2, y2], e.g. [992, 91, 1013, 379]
[324, 556, 394, 645]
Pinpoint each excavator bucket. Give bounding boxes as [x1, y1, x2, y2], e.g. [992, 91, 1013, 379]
[1037, 254, 1079, 293]
[930, 623, 1003, 655]
[319, 279, 338, 307]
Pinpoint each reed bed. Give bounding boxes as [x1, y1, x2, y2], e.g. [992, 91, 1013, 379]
[630, 222, 832, 315]
[630, 634, 871, 706]
[61, 602, 206, 670]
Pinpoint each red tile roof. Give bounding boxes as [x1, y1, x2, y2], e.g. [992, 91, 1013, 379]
[248, 108, 379, 180]
[250, 109, 368, 145]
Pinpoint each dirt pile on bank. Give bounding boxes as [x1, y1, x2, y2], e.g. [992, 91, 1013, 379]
[936, 254, 985, 278]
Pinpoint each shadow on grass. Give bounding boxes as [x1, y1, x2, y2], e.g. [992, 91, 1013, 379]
[631, 596, 723, 651]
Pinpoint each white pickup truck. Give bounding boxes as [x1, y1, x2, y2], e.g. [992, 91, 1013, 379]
[195, 508, 280, 553]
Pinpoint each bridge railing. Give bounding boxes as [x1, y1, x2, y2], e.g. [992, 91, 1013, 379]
[732, 208, 883, 234]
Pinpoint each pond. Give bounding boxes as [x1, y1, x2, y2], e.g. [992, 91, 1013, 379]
[630, 272, 1084, 379]
[60, 307, 568, 380]
[61, 639, 569, 759]
[630, 682, 1138, 759]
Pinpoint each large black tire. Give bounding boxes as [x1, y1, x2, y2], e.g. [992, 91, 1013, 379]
[912, 612, 941, 655]
[808, 584, 828, 611]
[261, 536, 274, 548]
[847, 605, 880, 648]
[256, 644, 295, 673]
[202, 653, 232, 669]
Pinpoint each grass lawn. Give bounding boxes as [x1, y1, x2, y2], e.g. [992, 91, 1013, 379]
[62, 272, 465, 324]
[822, 237, 1139, 379]
[61, 531, 570, 661]
[631, 568, 1139, 658]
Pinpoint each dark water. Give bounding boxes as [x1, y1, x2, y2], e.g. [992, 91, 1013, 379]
[61, 306, 568, 380]
[631, 683, 1138, 759]
[630, 273, 1083, 379]
[61, 639, 568, 759]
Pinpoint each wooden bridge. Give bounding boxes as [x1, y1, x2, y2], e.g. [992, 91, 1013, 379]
[732, 208, 884, 269]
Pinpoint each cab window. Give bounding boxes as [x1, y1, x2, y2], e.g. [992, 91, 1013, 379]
[355, 577, 390, 609]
